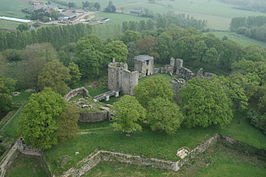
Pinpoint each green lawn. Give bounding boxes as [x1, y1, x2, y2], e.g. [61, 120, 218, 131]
[84, 162, 178, 177]
[0, 91, 31, 137]
[194, 143, 266, 177]
[208, 31, 266, 48]
[5, 153, 49, 177]
[44, 126, 216, 175]
[44, 112, 266, 176]
[84, 143, 266, 177]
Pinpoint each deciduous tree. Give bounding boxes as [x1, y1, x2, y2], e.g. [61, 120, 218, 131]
[105, 40, 128, 62]
[19, 88, 66, 150]
[180, 78, 233, 128]
[112, 95, 146, 134]
[38, 61, 71, 95]
[134, 75, 174, 107]
[147, 98, 183, 134]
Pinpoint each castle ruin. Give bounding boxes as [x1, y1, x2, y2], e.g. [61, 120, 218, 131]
[134, 55, 154, 78]
[108, 61, 139, 95]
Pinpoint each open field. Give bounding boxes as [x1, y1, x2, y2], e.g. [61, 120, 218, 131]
[0, 0, 266, 30]
[0, 0, 30, 18]
[5, 153, 49, 177]
[83, 143, 266, 177]
[208, 31, 266, 48]
[46, 0, 266, 30]
[43, 113, 266, 176]
[0, 20, 20, 31]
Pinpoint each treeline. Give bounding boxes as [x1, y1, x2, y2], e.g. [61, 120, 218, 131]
[219, 0, 266, 13]
[123, 13, 207, 32]
[230, 16, 266, 42]
[0, 24, 92, 51]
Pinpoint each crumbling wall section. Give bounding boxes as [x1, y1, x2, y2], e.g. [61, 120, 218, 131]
[108, 62, 139, 95]
[121, 70, 139, 95]
[64, 87, 89, 102]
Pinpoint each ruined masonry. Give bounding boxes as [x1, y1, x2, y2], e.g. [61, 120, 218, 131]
[108, 61, 139, 95]
[134, 55, 154, 78]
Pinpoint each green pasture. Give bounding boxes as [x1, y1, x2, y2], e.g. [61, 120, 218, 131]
[1, 0, 266, 30]
[0, 20, 20, 31]
[82, 142, 266, 177]
[5, 153, 49, 177]
[43, 112, 266, 176]
[46, 0, 266, 30]
[208, 31, 266, 48]
[0, 0, 30, 17]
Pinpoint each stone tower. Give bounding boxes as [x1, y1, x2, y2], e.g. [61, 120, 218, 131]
[108, 62, 139, 95]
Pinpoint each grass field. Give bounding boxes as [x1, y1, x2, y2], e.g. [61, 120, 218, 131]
[0, 0, 30, 17]
[46, 0, 266, 30]
[1, 0, 266, 30]
[5, 153, 48, 177]
[43, 112, 266, 176]
[209, 31, 266, 48]
[0, 20, 20, 31]
[84, 143, 266, 177]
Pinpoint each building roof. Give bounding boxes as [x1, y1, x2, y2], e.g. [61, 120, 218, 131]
[134, 55, 154, 62]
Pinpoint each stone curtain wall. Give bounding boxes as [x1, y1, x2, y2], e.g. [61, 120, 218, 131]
[61, 135, 220, 177]
[62, 150, 178, 177]
[0, 139, 42, 177]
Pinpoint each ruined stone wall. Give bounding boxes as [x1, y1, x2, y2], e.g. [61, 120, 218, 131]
[62, 150, 177, 177]
[64, 87, 89, 102]
[79, 111, 110, 123]
[108, 62, 128, 91]
[108, 62, 139, 95]
[61, 134, 266, 177]
[121, 70, 139, 95]
[134, 55, 154, 78]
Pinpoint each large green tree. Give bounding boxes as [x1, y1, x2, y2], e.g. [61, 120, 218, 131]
[75, 35, 104, 79]
[134, 75, 174, 107]
[19, 88, 66, 150]
[38, 61, 71, 95]
[180, 78, 233, 128]
[68, 62, 81, 87]
[212, 76, 248, 111]
[16, 43, 58, 89]
[0, 76, 15, 116]
[147, 98, 183, 134]
[112, 95, 146, 134]
[105, 40, 128, 62]
[57, 104, 79, 141]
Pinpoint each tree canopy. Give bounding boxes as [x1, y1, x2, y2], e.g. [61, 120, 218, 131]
[38, 61, 71, 95]
[180, 78, 233, 128]
[105, 40, 128, 62]
[0, 76, 15, 117]
[146, 98, 183, 134]
[19, 88, 66, 150]
[112, 95, 146, 134]
[134, 75, 174, 107]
